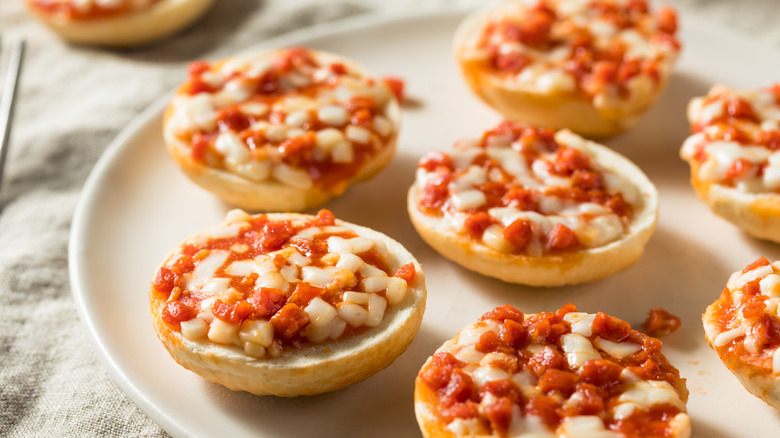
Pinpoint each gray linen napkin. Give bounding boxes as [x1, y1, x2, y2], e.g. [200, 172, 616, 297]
[0, 0, 777, 436]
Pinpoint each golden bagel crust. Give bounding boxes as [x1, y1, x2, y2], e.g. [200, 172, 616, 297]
[685, 160, 780, 243]
[25, 0, 215, 48]
[453, 1, 680, 138]
[414, 305, 691, 438]
[702, 258, 780, 410]
[680, 85, 780, 243]
[407, 127, 658, 287]
[163, 48, 401, 212]
[149, 212, 426, 397]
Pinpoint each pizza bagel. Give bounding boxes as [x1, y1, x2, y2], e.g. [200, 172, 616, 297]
[453, 0, 681, 138]
[163, 46, 401, 211]
[680, 84, 780, 243]
[414, 304, 690, 437]
[24, 0, 215, 48]
[149, 209, 426, 397]
[703, 257, 780, 410]
[407, 120, 658, 287]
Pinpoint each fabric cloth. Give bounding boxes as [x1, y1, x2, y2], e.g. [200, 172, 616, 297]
[0, 0, 776, 436]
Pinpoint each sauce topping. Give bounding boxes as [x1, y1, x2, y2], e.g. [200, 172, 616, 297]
[706, 257, 780, 374]
[414, 121, 638, 256]
[27, 0, 160, 20]
[165, 46, 399, 192]
[419, 304, 688, 437]
[681, 84, 780, 193]
[151, 209, 416, 358]
[461, 0, 679, 106]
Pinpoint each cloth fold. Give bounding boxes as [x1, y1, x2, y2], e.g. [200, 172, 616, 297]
[0, 0, 777, 436]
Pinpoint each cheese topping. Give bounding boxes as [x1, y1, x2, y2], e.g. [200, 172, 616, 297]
[460, 0, 680, 111]
[707, 257, 780, 374]
[417, 304, 688, 437]
[414, 121, 639, 256]
[164, 47, 398, 192]
[681, 84, 780, 192]
[27, 0, 159, 20]
[152, 209, 417, 359]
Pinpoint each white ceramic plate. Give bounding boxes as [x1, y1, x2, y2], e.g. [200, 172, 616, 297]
[69, 7, 780, 437]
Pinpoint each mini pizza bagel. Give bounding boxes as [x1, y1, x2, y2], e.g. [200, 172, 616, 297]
[25, 0, 216, 48]
[163, 46, 401, 211]
[148, 209, 426, 397]
[414, 304, 690, 438]
[680, 84, 780, 243]
[454, 0, 681, 138]
[407, 121, 658, 287]
[703, 257, 780, 410]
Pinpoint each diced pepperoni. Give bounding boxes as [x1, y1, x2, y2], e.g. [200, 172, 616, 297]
[464, 212, 494, 238]
[394, 263, 416, 285]
[418, 150, 455, 172]
[547, 223, 579, 251]
[503, 219, 533, 249]
[329, 62, 347, 75]
[538, 369, 579, 395]
[480, 379, 522, 402]
[419, 172, 452, 210]
[641, 308, 681, 338]
[502, 188, 538, 211]
[212, 299, 254, 325]
[525, 395, 560, 428]
[476, 330, 502, 353]
[481, 304, 525, 323]
[188, 61, 211, 77]
[441, 400, 480, 422]
[579, 359, 623, 388]
[555, 303, 579, 318]
[722, 158, 752, 185]
[743, 257, 771, 274]
[553, 147, 590, 176]
[726, 97, 760, 122]
[162, 301, 197, 326]
[421, 352, 465, 391]
[528, 346, 566, 376]
[493, 51, 531, 73]
[187, 79, 214, 95]
[217, 108, 250, 132]
[191, 132, 210, 162]
[153, 267, 177, 295]
[500, 319, 528, 350]
[572, 169, 604, 190]
[382, 77, 405, 101]
[288, 283, 324, 308]
[442, 368, 476, 406]
[279, 133, 316, 165]
[563, 383, 605, 416]
[656, 5, 678, 34]
[247, 287, 287, 318]
[251, 221, 295, 252]
[758, 130, 780, 150]
[483, 396, 514, 433]
[270, 303, 310, 339]
[591, 312, 632, 342]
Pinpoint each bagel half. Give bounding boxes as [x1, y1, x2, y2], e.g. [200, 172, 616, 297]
[407, 121, 658, 287]
[703, 257, 780, 410]
[25, 0, 216, 48]
[414, 304, 690, 437]
[453, 0, 681, 138]
[163, 46, 401, 212]
[680, 84, 780, 242]
[149, 209, 426, 397]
